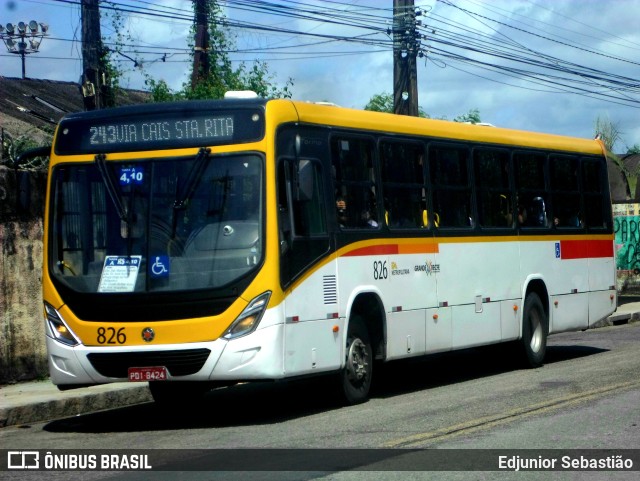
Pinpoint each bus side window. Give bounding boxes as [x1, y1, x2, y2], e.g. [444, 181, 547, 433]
[331, 137, 378, 229]
[550, 155, 581, 228]
[515, 152, 549, 228]
[277, 161, 292, 253]
[294, 159, 326, 235]
[277, 159, 326, 240]
[380, 141, 425, 229]
[582, 159, 606, 229]
[473, 149, 514, 227]
[474, 148, 512, 228]
[429, 144, 472, 228]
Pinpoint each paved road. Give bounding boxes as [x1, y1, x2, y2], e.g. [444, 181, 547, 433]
[1, 321, 639, 480]
[2, 302, 637, 429]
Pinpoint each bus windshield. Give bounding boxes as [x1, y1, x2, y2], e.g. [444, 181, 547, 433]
[49, 152, 264, 294]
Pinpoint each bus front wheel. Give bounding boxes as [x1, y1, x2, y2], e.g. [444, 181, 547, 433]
[520, 292, 548, 368]
[340, 316, 373, 405]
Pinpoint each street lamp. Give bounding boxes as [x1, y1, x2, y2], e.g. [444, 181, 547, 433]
[0, 20, 48, 79]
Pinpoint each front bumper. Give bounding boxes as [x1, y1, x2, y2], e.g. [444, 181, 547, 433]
[47, 321, 286, 386]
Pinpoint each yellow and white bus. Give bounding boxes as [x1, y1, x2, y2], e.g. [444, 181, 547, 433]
[42, 94, 616, 404]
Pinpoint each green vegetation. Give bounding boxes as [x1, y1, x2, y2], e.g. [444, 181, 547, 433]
[364, 92, 429, 118]
[144, 1, 292, 101]
[1, 132, 48, 170]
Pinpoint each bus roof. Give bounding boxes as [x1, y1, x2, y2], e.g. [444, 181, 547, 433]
[54, 96, 604, 157]
[279, 99, 605, 156]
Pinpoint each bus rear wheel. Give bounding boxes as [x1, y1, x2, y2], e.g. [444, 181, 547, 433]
[340, 316, 373, 405]
[520, 292, 548, 368]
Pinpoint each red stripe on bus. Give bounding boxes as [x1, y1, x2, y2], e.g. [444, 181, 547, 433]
[342, 242, 439, 257]
[560, 239, 613, 259]
[343, 245, 399, 257]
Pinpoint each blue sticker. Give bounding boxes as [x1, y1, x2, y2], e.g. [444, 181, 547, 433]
[555, 242, 561, 258]
[119, 166, 145, 186]
[150, 255, 170, 277]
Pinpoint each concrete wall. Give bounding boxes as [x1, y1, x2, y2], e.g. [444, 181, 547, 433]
[614, 204, 640, 293]
[1, 166, 47, 383]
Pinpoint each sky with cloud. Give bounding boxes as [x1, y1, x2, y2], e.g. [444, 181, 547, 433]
[2, 0, 639, 152]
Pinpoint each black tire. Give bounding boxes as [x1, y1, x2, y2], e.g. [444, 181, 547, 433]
[149, 381, 212, 406]
[520, 292, 548, 368]
[340, 316, 373, 405]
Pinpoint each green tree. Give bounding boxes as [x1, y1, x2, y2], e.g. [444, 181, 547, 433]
[97, 1, 132, 107]
[363, 93, 481, 123]
[594, 114, 622, 153]
[145, 0, 292, 101]
[1, 132, 48, 170]
[626, 144, 640, 155]
[594, 115, 636, 197]
[364, 92, 394, 113]
[453, 108, 481, 124]
[364, 92, 429, 118]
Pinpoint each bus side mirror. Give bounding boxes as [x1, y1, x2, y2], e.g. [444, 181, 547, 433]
[296, 159, 314, 202]
[15, 146, 51, 167]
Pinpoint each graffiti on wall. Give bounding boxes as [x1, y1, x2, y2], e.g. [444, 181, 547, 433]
[614, 204, 640, 271]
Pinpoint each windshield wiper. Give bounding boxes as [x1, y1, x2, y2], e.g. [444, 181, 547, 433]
[174, 147, 211, 210]
[171, 147, 210, 238]
[95, 153, 130, 236]
[96, 154, 127, 220]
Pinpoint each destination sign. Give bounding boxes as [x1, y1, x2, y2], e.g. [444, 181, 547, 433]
[89, 116, 234, 146]
[55, 107, 264, 154]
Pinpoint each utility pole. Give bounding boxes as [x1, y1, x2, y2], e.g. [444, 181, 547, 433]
[81, 0, 103, 110]
[191, 0, 210, 89]
[393, 0, 419, 116]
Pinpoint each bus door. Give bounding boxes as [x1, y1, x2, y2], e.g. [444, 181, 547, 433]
[277, 148, 336, 375]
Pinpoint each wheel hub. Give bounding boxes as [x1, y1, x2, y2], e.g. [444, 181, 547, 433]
[530, 311, 542, 353]
[346, 338, 369, 381]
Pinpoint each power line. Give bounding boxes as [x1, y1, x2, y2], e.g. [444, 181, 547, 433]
[437, 0, 640, 68]
[18, 0, 640, 110]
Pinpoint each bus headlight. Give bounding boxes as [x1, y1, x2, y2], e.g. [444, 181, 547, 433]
[223, 291, 271, 340]
[44, 302, 79, 346]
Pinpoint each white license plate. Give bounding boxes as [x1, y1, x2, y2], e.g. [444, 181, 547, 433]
[128, 366, 168, 382]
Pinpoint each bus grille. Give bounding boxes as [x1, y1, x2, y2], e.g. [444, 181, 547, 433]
[87, 348, 211, 378]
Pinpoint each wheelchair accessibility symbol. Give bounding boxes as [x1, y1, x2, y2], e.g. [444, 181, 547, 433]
[151, 255, 170, 277]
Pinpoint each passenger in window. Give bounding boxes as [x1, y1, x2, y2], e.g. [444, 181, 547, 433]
[528, 197, 548, 226]
[568, 213, 582, 227]
[336, 195, 348, 227]
[498, 195, 513, 227]
[517, 204, 527, 225]
[387, 197, 414, 228]
[360, 209, 378, 228]
[554, 210, 582, 227]
[461, 210, 474, 228]
[366, 188, 378, 222]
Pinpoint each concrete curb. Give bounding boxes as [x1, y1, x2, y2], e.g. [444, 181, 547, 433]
[592, 312, 633, 329]
[0, 382, 152, 428]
